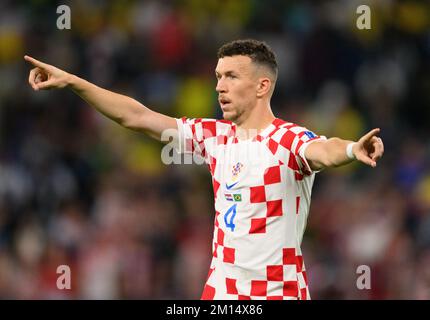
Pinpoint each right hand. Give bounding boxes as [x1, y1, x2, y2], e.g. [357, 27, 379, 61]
[24, 55, 72, 90]
[352, 128, 384, 168]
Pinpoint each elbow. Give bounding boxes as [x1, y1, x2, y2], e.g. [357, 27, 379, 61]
[114, 115, 127, 128]
[120, 116, 134, 129]
[320, 155, 343, 168]
[316, 148, 333, 168]
[315, 158, 333, 170]
[112, 113, 132, 129]
[307, 155, 330, 171]
[121, 110, 147, 131]
[121, 117, 140, 131]
[120, 100, 148, 130]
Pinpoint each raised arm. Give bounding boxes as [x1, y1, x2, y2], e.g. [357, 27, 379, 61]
[305, 128, 384, 170]
[24, 55, 177, 142]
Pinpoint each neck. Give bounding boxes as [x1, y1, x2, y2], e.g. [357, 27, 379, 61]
[237, 104, 275, 130]
[235, 102, 276, 140]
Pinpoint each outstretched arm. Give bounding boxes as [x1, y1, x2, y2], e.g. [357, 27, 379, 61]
[24, 55, 177, 142]
[304, 128, 384, 170]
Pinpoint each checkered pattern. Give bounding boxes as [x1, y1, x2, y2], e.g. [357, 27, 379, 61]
[261, 121, 322, 177]
[177, 117, 235, 163]
[176, 117, 325, 300]
[213, 247, 309, 300]
[212, 211, 236, 264]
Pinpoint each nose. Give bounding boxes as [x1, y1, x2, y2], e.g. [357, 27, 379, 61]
[216, 78, 227, 93]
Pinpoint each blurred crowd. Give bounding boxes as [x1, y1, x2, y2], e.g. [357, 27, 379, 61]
[0, 0, 430, 299]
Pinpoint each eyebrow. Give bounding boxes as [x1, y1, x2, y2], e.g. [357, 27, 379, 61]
[215, 70, 238, 77]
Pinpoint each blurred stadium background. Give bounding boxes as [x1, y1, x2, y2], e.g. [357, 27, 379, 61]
[0, 0, 429, 299]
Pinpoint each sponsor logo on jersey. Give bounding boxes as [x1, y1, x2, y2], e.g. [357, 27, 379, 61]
[225, 182, 239, 190]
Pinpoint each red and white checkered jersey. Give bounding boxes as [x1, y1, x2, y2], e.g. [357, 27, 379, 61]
[175, 117, 326, 300]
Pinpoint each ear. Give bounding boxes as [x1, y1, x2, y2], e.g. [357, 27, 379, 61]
[256, 78, 271, 98]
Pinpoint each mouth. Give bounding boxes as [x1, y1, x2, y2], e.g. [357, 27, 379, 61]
[219, 98, 232, 109]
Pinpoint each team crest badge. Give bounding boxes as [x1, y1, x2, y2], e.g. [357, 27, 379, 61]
[231, 162, 243, 181]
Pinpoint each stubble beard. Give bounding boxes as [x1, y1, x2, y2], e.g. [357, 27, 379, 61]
[223, 105, 245, 124]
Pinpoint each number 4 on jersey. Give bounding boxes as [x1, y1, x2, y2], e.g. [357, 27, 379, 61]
[224, 204, 237, 232]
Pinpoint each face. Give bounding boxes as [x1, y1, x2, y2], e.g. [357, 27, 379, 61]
[215, 55, 259, 124]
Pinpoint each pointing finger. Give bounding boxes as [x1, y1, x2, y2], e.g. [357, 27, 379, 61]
[24, 55, 50, 70]
[361, 128, 380, 142]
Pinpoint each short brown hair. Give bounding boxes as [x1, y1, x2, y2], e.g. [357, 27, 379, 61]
[217, 39, 278, 78]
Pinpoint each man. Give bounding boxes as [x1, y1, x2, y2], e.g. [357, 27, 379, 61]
[25, 39, 384, 300]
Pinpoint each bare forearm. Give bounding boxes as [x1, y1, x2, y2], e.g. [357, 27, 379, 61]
[322, 137, 355, 167]
[25, 55, 178, 142]
[67, 74, 147, 128]
[306, 128, 383, 170]
[306, 137, 355, 170]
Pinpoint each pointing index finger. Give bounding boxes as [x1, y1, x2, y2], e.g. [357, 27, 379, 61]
[362, 128, 380, 141]
[24, 55, 50, 70]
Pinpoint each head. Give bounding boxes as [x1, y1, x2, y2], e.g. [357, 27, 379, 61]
[216, 39, 278, 124]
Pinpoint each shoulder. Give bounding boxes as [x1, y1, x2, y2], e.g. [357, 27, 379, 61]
[177, 117, 235, 139]
[269, 118, 321, 154]
[271, 119, 307, 144]
[271, 118, 307, 133]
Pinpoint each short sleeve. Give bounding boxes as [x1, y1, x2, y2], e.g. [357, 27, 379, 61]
[175, 117, 233, 160]
[276, 125, 327, 176]
[293, 128, 327, 175]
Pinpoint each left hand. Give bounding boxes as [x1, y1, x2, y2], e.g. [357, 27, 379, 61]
[353, 128, 384, 168]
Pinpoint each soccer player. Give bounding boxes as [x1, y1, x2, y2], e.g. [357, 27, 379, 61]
[25, 39, 384, 300]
